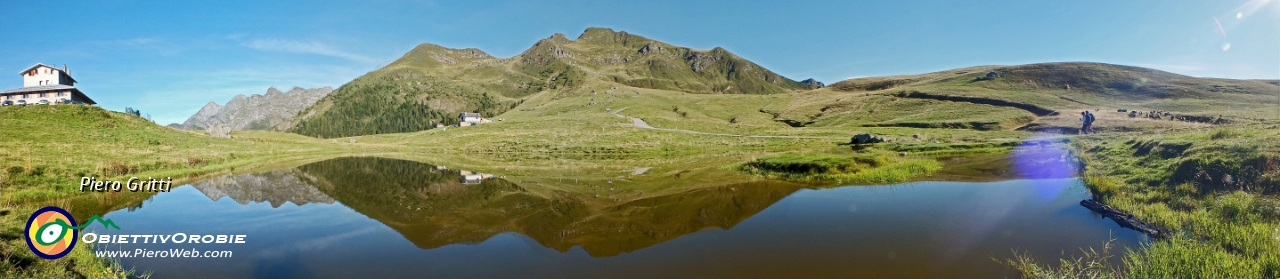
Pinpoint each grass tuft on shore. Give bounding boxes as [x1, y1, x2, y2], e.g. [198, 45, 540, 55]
[736, 152, 942, 184]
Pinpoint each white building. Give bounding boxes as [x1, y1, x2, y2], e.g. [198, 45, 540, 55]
[458, 170, 495, 185]
[0, 63, 96, 106]
[459, 112, 482, 125]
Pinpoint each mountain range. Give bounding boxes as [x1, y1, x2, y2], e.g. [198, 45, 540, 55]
[176, 27, 1276, 138]
[173, 86, 332, 131]
[286, 27, 821, 138]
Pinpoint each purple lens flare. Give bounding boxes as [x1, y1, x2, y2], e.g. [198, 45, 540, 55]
[1011, 133, 1081, 201]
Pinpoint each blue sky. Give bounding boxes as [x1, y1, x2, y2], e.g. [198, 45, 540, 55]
[2, 0, 1277, 125]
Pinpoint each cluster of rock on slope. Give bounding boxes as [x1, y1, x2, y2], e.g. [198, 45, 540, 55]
[172, 86, 332, 131]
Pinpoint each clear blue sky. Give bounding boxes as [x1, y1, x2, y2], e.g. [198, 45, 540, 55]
[2, 0, 1276, 125]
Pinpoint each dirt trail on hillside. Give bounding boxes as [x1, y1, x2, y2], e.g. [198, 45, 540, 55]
[611, 108, 839, 139]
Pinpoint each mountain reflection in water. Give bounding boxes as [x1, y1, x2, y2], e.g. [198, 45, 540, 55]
[95, 156, 1144, 278]
[191, 169, 335, 207]
[190, 157, 805, 257]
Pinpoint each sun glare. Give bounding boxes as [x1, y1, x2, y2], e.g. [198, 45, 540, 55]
[1237, 0, 1277, 18]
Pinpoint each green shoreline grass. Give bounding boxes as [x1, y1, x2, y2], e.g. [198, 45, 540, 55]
[734, 151, 945, 184]
[1011, 123, 1280, 279]
[0, 106, 401, 278]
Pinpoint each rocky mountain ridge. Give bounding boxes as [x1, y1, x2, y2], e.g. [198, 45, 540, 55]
[287, 27, 822, 138]
[175, 86, 332, 131]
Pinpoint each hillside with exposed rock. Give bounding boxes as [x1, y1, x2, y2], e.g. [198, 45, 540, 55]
[286, 27, 821, 138]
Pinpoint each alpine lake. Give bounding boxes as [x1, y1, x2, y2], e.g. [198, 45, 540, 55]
[76, 151, 1148, 279]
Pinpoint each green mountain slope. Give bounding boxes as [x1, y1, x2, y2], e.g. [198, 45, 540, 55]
[779, 62, 1279, 132]
[826, 62, 1278, 107]
[287, 28, 819, 138]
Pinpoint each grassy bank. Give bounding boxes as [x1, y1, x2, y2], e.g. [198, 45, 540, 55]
[735, 151, 944, 184]
[0, 105, 383, 278]
[1011, 123, 1280, 278]
[0, 105, 392, 202]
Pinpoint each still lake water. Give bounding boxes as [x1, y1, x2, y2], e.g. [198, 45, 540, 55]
[87, 157, 1146, 278]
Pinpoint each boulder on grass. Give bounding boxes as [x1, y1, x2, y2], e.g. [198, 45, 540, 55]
[851, 133, 884, 145]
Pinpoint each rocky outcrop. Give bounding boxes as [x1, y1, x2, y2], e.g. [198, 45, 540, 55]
[637, 43, 666, 55]
[205, 124, 232, 138]
[801, 78, 824, 88]
[177, 86, 332, 131]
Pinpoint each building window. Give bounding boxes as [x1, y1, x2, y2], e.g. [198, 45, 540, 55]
[40, 93, 46, 97]
[58, 92, 65, 96]
[23, 94, 28, 99]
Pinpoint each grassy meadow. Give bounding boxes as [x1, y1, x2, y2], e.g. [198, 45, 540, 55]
[0, 59, 1277, 277]
[0, 105, 392, 278]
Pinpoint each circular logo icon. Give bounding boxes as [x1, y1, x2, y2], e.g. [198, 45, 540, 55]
[24, 206, 78, 260]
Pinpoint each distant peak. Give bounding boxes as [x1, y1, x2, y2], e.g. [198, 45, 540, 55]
[578, 27, 617, 39]
[194, 101, 224, 116]
[394, 43, 493, 66]
[265, 87, 284, 95]
[801, 78, 825, 88]
[230, 94, 248, 102]
[577, 27, 647, 46]
[411, 43, 448, 51]
[542, 33, 571, 44]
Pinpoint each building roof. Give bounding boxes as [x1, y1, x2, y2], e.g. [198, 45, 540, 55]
[460, 112, 481, 117]
[18, 63, 56, 75]
[0, 84, 95, 105]
[0, 84, 75, 94]
[19, 63, 77, 83]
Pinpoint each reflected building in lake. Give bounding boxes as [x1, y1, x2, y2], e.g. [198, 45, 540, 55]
[458, 170, 495, 184]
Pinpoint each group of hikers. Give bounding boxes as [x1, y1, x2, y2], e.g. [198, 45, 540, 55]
[1080, 110, 1096, 134]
